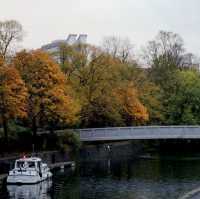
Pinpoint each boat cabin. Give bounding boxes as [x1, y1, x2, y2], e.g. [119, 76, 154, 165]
[14, 157, 43, 170]
[7, 156, 52, 184]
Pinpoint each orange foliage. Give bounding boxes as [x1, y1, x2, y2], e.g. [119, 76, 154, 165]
[13, 50, 79, 130]
[0, 64, 27, 130]
[115, 83, 149, 124]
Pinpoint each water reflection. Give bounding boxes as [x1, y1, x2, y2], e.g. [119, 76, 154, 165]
[79, 157, 200, 199]
[7, 180, 52, 199]
[2, 154, 200, 199]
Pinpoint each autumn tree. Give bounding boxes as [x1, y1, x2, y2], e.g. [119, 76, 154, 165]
[55, 43, 91, 81]
[115, 63, 163, 124]
[73, 49, 124, 127]
[0, 57, 27, 141]
[55, 43, 151, 127]
[78, 56, 150, 126]
[0, 20, 23, 61]
[55, 44, 122, 126]
[114, 83, 149, 125]
[13, 50, 79, 138]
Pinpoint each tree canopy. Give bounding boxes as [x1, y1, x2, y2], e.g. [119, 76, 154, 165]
[1, 24, 200, 143]
[13, 50, 79, 136]
[0, 59, 27, 141]
[167, 70, 200, 124]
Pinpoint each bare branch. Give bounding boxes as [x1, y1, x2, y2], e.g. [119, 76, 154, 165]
[0, 20, 23, 61]
[102, 36, 134, 63]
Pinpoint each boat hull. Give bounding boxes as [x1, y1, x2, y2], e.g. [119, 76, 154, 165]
[7, 172, 52, 184]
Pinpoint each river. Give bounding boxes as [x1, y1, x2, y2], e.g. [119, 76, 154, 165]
[1, 153, 200, 199]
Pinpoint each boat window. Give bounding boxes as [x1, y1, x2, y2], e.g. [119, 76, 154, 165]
[16, 161, 25, 168]
[28, 161, 35, 168]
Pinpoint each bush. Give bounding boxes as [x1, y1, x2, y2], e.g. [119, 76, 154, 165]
[58, 130, 81, 153]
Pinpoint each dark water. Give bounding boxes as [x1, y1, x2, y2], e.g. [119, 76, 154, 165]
[1, 154, 200, 199]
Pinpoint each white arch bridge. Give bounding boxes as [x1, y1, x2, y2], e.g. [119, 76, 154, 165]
[77, 126, 200, 142]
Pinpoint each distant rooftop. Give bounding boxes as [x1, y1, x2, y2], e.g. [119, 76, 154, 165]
[41, 34, 88, 51]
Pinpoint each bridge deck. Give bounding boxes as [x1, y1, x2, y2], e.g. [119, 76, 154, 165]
[78, 126, 200, 141]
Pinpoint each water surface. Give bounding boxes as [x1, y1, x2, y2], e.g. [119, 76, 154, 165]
[1, 154, 200, 199]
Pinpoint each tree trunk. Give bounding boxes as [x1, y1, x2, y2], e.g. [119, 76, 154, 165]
[32, 117, 37, 144]
[2, 114, 8, 143]
[49, 121, 55, 134]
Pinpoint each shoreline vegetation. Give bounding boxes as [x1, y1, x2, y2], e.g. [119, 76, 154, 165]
[1, 20, 200, 152]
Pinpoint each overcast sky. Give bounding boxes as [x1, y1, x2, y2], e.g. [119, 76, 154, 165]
[1, 0, 200, 56]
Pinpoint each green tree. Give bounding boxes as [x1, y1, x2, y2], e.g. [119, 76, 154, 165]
[167, 70, 200, 124]
[144, 31, 187, 124]
[145, 31, 185, 94]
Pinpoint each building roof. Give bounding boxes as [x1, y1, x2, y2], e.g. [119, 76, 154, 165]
[41, 34, 87, 51]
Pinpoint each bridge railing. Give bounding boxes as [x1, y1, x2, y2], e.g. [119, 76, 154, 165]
[78, 126, 200, 141]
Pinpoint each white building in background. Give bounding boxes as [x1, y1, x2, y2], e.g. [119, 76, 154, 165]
[76, 34, 87, 44]
[41, 34, 87, 53]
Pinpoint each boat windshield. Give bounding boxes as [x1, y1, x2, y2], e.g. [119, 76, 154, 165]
[15, 161, 36, 169]
[27, 161, 36, 168]
[16, 161, 25, 168]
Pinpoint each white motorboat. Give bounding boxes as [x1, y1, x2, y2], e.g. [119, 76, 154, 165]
[7, 157, 52, 184]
